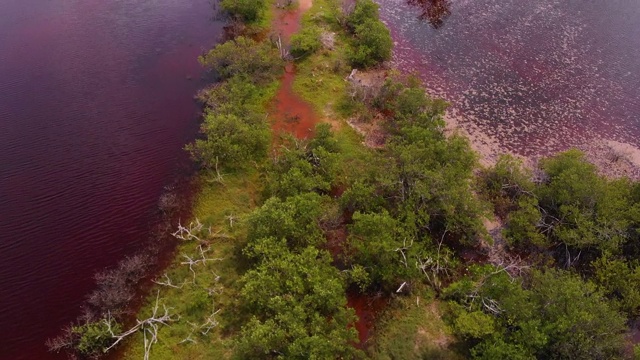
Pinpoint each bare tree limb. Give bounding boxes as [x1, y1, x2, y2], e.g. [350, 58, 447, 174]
[104, 291, 178, 359]
[180, 245, 223, 283]
[152, 274, 186, 289]
[172, 219, 204, 241]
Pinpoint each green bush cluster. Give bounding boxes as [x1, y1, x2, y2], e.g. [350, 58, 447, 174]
[220, 0, 267, 23]
[342, 0, 393, 68]
[236, 193, 361, 358]
[198, 37, 282, 84]
[443, 267, 628, 359]
[188, 38, 283, 170]
[480, 151, 640, 264]
[331, 76, 484, 292]
[71, 319, 121, 357]
[290, 25, 323, 59]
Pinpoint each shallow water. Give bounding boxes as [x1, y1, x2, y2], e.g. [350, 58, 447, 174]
[0, 1, 223, 358]
[376, 0, 640, 156]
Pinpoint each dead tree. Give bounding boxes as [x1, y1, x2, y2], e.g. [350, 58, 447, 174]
[395, 237, 414, 268]
[200, 305, 221, 335]
[104, 291, 179, 360]
[179, 323, 199, 345]
[415, 230, 452, 290]
[273, 34, 290, 60]
[180, 245, 223, 284]
[153, 273, 186, 289]
[172, 219, 204, 242]
[205, 157, 225, 185]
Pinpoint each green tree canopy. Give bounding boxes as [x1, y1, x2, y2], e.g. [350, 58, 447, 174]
[187, 112, 270, 170]
[246, 193, 327, 251]
[199, 37, 282, 84]
[237, 238, 360, 359]
[444, 267, 628, 360]
[348, 19, 393, 68]
[346, 0, 380, 31]
[220, 0, 267, 23]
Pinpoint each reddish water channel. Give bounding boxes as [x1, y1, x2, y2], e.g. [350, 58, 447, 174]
[0, 1, 223, 359]
[271, 0, 384, 348]
[270, 0, 318, 139]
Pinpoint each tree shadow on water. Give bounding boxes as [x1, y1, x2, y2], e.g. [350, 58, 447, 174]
[406, 0, 452, 29]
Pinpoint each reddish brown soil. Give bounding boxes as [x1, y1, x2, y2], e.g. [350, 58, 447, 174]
[271, 63, 319, 139]
[270, 0, 386, 350]
[347, 291, 388, 348]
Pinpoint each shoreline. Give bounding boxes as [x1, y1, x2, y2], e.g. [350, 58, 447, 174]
[375, 0, 640, 181]
[441, 88, 640, 181]
[52, 0, 640, 358]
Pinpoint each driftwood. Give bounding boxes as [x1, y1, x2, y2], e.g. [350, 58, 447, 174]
[104, 291, 178, 360]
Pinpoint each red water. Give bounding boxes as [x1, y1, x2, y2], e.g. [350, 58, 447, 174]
[377, 0, 640, 156]
[272, 64, 319, 139]
[270, 2, 320, 139]
[0, 1, 223, 359]
[347, 291, 388, 347]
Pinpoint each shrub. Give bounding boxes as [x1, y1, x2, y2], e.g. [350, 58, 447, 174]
[348, 19, 393, 68]
[199, 37, 282, 84]
[188, 112, 270, 170]
[220, 0, 267, 23]
[290, 25, 322, 59]
[72, 320, 120, 356]
[346, 0, 380, 32]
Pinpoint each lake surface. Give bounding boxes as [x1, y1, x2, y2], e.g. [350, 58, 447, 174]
[0, 1, 223, 358]
[377, 0, 640, 156]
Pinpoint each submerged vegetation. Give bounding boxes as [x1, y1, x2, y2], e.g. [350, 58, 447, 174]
[49, 0, 640, 359]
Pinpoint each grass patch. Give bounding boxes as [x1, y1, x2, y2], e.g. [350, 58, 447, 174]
[121, 169, 262, 360]
[294, 47, 349, 114]
[292, 0, 351, 115]
[369, 288, 463, 360]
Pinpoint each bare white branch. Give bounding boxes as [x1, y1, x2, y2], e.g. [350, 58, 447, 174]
[152, 274, 186, 289]
[172, 219, 204, 241]
[104, 291, 178, 359]
[225, 214, 237, 228]
[179, 322, 199, 345]
[180, 245, 223, 284]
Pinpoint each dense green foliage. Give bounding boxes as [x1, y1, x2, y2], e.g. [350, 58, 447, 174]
[347, 19, 393, 68]
[346, 0, 380, 31]
[72, 320, 121, 357]
[593, 254, 640, 316]
[480, 151, 640, 264]
[220, 0, 268, 23]
[199, 37, 282, 84]
[189, 39, 282, 170]
[343, 0, 392, 68]
[469, 151, 640, 358]
[290, 25, 322, 59]
[337, 76, 483, 292]
[238, 238, 359, 358]
[444, 267, 628, 359]
[189, 111, 270, 170]
[264, 128, 339, 200]
[114, 0, 640, 359]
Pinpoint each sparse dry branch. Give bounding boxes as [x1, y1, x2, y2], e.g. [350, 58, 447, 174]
[152, 273, 186, 289]
[394, 237, 413, 268]
[225, 214, 238, 228]
[172, 219, 204, 242]
[200, 305, 221, 335]
[104, 291, 178, 360]
[179, 322, 199, 345]
[180, 245, 224, 283]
